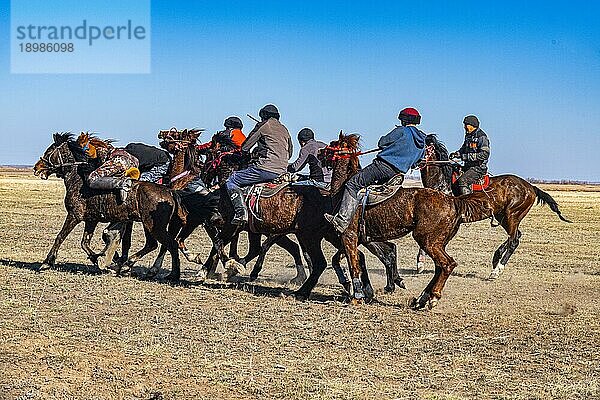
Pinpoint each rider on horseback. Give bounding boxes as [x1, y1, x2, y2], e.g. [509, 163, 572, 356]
[78, 133, 139, 202]
[225, 104, 293, 225]
[449, 115, 490, 195]
[325, 107, 427, 233]
[124, 142, 171, 183]
[198, 116, 247, 153]
[287, 128, 332, 189]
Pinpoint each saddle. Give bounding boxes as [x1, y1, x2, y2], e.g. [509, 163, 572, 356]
[242, 180, 290, 199]
[452, 172, 491, 191]
[357, 174, 405, 206]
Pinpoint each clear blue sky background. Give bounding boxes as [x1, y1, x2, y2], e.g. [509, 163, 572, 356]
[1, 0, 599, 181]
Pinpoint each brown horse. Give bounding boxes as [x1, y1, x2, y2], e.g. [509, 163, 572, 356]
[156, 128, 309, 283]
[419, 133, 571, 279]
[163, 128, 406, 298]
[320, 132, 541, 309]
[33, 133, 185, 279]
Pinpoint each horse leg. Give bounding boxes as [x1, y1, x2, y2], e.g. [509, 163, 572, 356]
[358, 251, 375, 302]
[274, 235, 306, 286]
[365, 241, 404, 292]
[228, 233, 241, 262]
[118, 221, 134, 263]
[249, 234, 281, 281]
[149, 218, 184, 281]
[411, 244, 457, 310]
[293, 236, 327, 302]
[125, 228, 158, 271]
[40, 213, 79, 270]
[237, 232, 262, 266]
[490, 229, 522, 280]
[416, 247, 427, 274]
[331, 250, 351, 295]
[341, 230, 366, 303]
[98, 222, 127, 271]
[80, 220, 101, 269]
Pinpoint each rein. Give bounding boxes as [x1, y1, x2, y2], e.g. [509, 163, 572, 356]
[325, 146, 379, 161]
[40, 143, 87, 172]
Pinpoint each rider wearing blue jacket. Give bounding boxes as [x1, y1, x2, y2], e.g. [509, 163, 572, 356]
[325, 107, 426, 233]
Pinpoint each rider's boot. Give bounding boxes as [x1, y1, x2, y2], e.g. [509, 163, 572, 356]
[227, 186, 248, 226]
[324, 189, 360, 234]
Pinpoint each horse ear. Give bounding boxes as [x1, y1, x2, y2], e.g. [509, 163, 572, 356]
[53, 132, 61, 143]
[338, 130, 343, 141]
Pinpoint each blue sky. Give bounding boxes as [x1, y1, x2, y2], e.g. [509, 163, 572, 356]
[1, 0, 599, 181]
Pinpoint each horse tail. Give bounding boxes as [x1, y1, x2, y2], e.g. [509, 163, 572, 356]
[533, 186, 572, 223]
[453, 195, 492, 224]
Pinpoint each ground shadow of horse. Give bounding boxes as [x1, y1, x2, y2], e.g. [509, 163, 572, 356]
[0, 258, 105, 275]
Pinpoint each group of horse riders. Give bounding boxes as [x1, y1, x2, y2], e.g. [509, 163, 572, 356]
[77, 104, 491, 234]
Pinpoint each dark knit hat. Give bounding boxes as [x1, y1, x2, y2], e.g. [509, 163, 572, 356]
[463, 115, 480, 128]
[224, 116, 243, 129]
[398, 107, 421, 125]
[259, 104, 280, 121]
[297, 128, 314, 143]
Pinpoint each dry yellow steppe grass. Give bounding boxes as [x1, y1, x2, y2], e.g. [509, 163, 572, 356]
[0, 170, 598, 399]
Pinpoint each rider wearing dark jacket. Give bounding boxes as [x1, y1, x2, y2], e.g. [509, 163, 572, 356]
[287, 128, 331, 185]
[225, 104, 293, 225]
[325, 107, 427, 233]
[449, 115, 490, 195]
[124, 142, 171, 182]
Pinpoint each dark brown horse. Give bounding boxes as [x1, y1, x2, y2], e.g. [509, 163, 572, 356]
[33, 133, 185, 280]
[156, 128, 309, 283]
[319, 133, 531, 309]
[419, 133, 571, 279]
[163, 128, 406, 298]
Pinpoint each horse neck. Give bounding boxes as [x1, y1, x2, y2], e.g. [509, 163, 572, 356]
[169, 150, 185, 177]
[329, 157, 359, 195]
[421, 165, 452, 194]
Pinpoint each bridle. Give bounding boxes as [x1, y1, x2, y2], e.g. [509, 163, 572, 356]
[38, 142, 87, 176]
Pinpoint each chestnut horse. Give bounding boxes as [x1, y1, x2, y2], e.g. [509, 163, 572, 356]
[419, 134, 571, 279]
[320, 132, 531, 309]
[162, 128, 406, 298]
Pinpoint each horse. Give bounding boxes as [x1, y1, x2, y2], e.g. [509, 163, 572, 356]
[33, 133, 185, 280]
[163, 128, 405, 298]
[319, 132, 549, 309]
[419, 133, 571, 279]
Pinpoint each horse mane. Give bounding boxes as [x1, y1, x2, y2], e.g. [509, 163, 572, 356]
[53, 132, 74, 144]
[426, 134, 453, 183]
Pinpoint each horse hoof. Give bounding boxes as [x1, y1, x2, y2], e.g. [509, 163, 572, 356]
[350, 297, 364, 306]
[488, 263, 505, 280]
[409, 292, 431, 310]
[164, 273, 180, 282]
[38, 263, 52, 272]
[384, 285, 395, 294]
[395, 278, 406, 290]
[289, 276, 306, 286]
[248, 273, 259, 282]
[416, 261, 425, 274]
[224, 259, 245, 281]
[293, 291, 309, 302]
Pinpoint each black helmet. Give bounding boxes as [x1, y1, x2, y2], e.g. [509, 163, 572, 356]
[463, 115, 480, 128]
[259, 104, 280, 121]
[224, 116, 243, 129]
[297, 128, 314, 143]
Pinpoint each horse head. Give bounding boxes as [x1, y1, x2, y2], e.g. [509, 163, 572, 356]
[158, 127, 203, 154]
[421, 134, 453, 194]
[34, 132, 86, 179]
[321, 132, 362, 194]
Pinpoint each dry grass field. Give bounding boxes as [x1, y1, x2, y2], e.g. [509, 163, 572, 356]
[1, 169, 599, 399]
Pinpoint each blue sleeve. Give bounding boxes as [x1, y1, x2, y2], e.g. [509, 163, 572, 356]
[378, 128, 400, 148]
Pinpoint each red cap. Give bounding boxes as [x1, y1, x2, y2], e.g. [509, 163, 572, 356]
[400, 107, 420, 117]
